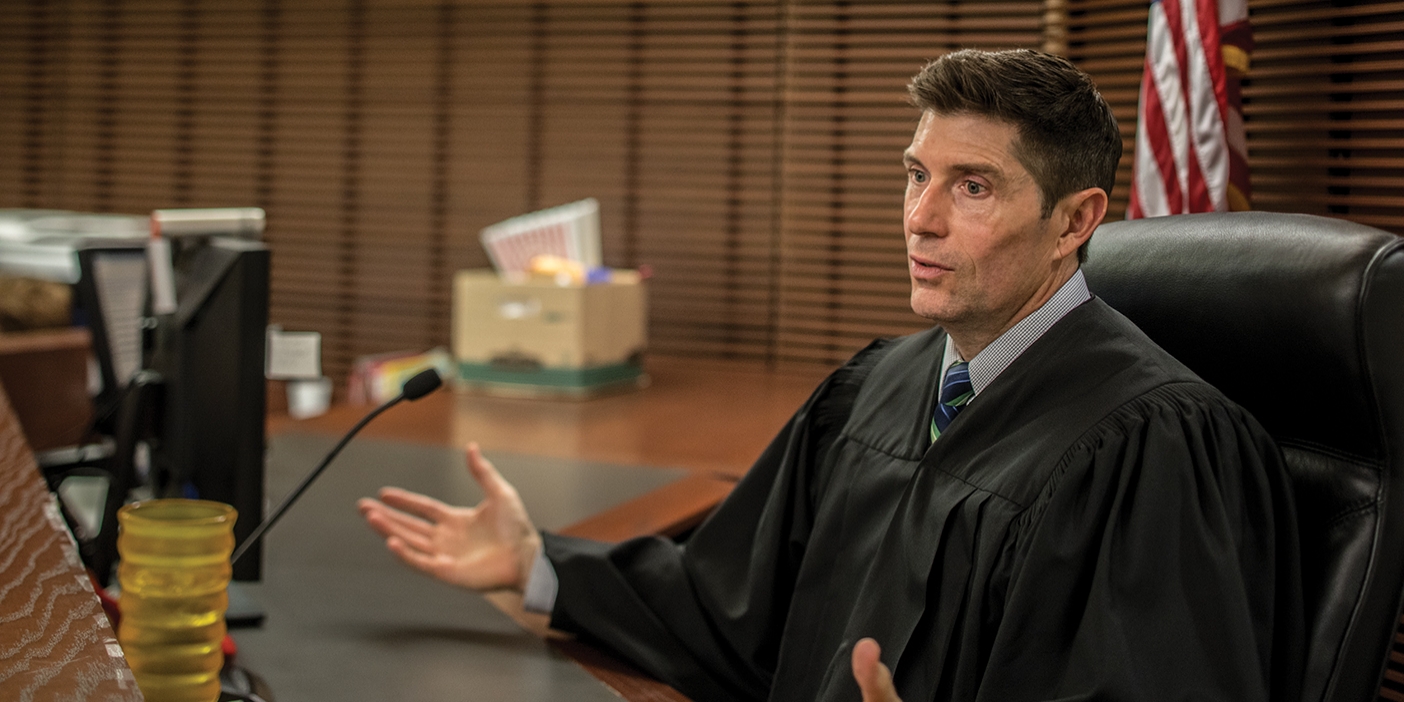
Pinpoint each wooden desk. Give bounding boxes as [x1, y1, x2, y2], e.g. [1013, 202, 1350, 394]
[0, 385, 140, 701]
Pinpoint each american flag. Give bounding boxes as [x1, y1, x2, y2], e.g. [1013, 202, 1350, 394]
[1128, 0, 1253, 218]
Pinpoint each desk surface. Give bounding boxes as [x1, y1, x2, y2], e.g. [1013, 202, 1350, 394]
[270, 355, 829, 479]
[258, 357, 834, 700]
[231, 433, 690, 701]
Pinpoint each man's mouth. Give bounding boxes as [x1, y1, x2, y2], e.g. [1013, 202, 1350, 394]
[909, 255, 951, 281]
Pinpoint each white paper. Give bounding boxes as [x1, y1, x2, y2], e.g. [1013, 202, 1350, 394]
[146, 237, 177, 315]
[266, 329, 322, 379]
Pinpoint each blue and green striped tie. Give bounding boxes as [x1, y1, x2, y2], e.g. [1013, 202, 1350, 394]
[930, 361, 973, 442]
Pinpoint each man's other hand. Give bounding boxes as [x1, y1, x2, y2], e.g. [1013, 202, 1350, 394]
[357, 442, 542, 593]
[852, 638, 903, 702]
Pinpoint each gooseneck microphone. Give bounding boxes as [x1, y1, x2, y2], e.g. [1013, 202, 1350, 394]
[230, 368, 444, 566]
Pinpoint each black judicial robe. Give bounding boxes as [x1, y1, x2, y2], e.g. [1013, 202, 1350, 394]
[543, 298, 1304, 702]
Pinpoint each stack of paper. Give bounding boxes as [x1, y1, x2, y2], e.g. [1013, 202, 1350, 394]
[479, 199, 602, 278]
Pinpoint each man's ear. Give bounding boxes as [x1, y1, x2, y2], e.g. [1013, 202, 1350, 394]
[1053, 187, 1108, 261]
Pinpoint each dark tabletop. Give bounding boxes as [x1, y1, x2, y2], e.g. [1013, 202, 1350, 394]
[230, 433, 683, 702]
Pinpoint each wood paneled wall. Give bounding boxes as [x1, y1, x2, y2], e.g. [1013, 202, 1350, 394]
[0, 0, 1399, 383]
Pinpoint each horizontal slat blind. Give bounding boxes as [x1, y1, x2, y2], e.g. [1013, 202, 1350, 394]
[261, 0, 364, 382]
[775, 1, 1044, 364]
[6, 2, 1401, 382]
[630, 3, 784, 359]
[1246, 0, 1404, 232]
[448, 1, 787, 360]
[3, 1, 1096, 380]
[0, 1, 43, 207]
[1064, 0, 1146, 221]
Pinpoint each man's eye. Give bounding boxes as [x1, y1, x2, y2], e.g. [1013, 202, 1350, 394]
[962, 180, 985, 195]
[910, 170, 927, 184]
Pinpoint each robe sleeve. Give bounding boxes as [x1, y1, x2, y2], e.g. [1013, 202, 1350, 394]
[975, 384, 1304, 702]
[544, 343, 886, 702]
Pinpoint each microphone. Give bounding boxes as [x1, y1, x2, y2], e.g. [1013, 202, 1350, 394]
[400, 367, 443, 401]
[230, 368, 444, 566]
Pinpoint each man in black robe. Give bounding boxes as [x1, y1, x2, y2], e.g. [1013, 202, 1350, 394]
[359, 49, 1303, 702]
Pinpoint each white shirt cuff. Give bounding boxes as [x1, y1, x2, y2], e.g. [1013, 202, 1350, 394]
[521, 544, 558, 614]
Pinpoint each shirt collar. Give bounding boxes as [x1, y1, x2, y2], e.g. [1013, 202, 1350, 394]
[940, 268, 1092, 396]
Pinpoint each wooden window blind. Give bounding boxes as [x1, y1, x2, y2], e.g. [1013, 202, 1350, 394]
[1244, 0, 1404, 233]
[0, 0, 791, 377]
[521, 2, 787, 360]
[628, 2, 785, 360]
[1, 0, 1053, 381]
[12, 2, 1398, 379]
[1062, 0, 1147, 220]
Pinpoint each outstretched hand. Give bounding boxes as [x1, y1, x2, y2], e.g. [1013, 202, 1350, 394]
[357, 442, 541, 593]
[852, 638, 903, 702]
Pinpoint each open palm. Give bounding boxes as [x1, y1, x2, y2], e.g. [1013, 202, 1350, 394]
[358, 443, 541, 593]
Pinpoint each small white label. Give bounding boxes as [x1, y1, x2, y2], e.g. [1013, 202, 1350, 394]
[497, 297, 542, 321]
[266, 329, 323, 379]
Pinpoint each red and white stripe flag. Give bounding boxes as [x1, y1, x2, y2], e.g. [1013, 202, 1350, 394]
[1128, 0, 1253, 218]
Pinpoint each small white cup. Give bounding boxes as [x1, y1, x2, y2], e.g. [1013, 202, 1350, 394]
[287, 377, 333, 419]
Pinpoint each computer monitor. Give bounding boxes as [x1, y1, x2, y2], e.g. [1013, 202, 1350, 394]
[147, 236, 270, 581]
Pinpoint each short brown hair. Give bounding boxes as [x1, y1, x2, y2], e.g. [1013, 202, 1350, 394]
[908, 49, 1121, 260]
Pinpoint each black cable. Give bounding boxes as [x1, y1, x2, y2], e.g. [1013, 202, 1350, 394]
[230, 394, 401, 566]
[228, 367, 442, 567]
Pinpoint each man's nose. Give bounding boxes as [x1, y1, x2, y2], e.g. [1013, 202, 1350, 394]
[905, 188, 947, 238]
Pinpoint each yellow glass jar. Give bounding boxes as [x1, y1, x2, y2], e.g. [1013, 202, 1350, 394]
[117, 499, 236, 702]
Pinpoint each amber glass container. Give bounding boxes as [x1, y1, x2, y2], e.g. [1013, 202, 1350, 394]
[117, 499, 236, 702]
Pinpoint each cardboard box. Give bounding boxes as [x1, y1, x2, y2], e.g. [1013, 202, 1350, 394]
[451, 269, 647, 397]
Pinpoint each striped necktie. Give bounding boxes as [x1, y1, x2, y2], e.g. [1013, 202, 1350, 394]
[930, 361, 973, 442]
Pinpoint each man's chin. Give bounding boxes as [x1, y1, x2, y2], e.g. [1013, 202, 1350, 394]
[909, 299, 958, 326]
[911, 287, 951, 317]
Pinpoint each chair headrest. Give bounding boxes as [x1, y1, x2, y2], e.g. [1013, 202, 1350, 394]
[1085, 212, 1404, 462]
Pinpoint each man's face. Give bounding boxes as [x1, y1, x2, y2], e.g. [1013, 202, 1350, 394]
[903, 111, 1069, 340]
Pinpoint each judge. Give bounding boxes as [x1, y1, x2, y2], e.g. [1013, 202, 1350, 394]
[359, 49, 1304, 702]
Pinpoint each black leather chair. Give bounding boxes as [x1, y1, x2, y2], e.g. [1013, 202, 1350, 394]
[1083, 211, 1404, 702]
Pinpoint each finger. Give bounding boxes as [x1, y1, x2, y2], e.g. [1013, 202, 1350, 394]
[464, 442, 511, 498]
[377, 486, 455, 522]
[363, 509, 435, 553]
[358, 497, 409, 524]
[364, 501, 435, 538]
[355, 497, 380, 516]
[386, 535, 444, 577]
[852, 638, 901, 702]
[358, 499, 399, 538]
